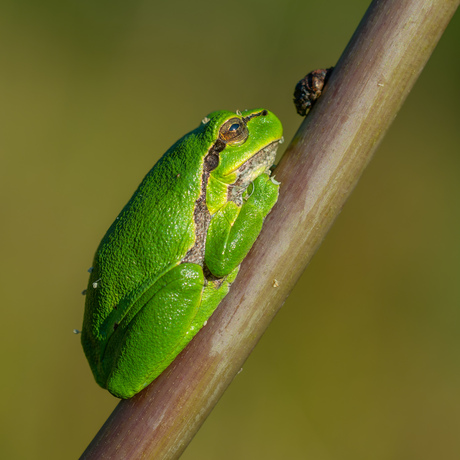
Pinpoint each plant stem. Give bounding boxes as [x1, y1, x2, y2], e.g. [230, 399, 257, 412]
[80, 0, 459, 458]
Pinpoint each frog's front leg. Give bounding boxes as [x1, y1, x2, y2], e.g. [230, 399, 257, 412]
[205, 173, 279, 278]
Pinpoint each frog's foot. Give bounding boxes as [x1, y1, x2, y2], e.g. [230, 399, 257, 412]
[191, 266, 239, 330]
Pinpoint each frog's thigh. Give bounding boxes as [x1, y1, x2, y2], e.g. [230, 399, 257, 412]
[106, 263, 205, 398]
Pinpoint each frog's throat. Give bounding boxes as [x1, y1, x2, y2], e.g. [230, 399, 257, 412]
[226, 140, 279, 206]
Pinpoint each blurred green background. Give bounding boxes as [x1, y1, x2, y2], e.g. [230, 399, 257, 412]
[1, 0, 459, 458]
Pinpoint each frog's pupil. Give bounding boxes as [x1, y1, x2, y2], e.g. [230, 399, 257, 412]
[229, 123, 240, 132]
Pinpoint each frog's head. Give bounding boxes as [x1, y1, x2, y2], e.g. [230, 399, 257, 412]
[201, 109, 283, 214]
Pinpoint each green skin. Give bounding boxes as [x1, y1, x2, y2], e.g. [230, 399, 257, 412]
[81, 108, 283, 399]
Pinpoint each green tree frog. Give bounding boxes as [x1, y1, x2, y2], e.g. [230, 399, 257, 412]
[81, 109, 283, 399]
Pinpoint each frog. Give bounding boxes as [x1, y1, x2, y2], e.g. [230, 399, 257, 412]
[81, 108, 283, 399]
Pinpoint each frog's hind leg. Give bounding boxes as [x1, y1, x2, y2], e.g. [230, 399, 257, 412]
[104, 263, 206, 398]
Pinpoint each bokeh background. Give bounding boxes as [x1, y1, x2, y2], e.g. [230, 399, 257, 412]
[1, 1, 459, 459]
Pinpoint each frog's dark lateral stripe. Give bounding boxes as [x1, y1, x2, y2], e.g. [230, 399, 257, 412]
[242, 109, 268, 124]
[181, 139, 225, 269]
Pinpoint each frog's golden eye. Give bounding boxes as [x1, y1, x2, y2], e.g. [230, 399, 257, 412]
[219, 118, 249, 145]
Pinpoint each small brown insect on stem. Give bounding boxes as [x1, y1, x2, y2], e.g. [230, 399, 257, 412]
[293, 67, 334, 116]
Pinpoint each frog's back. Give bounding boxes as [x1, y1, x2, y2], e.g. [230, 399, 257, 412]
[82, 127, 213, 365]
[96, 139, 202, 293]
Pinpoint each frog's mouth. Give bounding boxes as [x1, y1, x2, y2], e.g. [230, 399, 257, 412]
[227, 140, 280, 204]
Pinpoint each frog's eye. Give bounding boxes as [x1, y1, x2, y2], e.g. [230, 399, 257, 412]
[219, 118, 249, 145]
